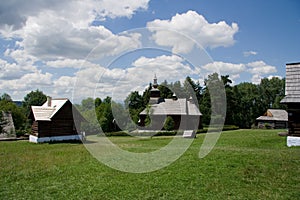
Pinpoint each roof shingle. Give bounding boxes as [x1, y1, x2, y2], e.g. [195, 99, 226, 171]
[31, 98, 68, 121]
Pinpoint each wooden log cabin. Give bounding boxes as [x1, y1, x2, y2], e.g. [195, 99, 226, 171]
[281, 62, 300, 146]
[256, 109, 288, 129]
[29, 97, 85, 143]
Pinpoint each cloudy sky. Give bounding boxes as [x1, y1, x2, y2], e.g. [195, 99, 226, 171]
[0, 0, 299, 102]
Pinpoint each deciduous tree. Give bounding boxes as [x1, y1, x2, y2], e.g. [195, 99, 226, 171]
[22, 90, 47, 116]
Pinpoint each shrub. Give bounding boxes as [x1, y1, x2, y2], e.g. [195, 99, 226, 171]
[196, 125, 239, 134]
[164, 116, 175, 131]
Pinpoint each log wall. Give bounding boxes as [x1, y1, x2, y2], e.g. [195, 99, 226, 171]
[287, 103, 300, 136]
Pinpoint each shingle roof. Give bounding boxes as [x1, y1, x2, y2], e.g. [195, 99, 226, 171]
[281, 62, 300, 103]
[31, 98, 68, 121]
[140, 98, 202, 116]
[256, 109, 288, 121]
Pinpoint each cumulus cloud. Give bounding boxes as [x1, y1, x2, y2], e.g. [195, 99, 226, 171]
[0, 0, 145, 63]
[61, 54, 201, 102]
[0, 59, 36, 80]
[0, 2, 280, 101]
[246, 61, 277, 84]
[46, 59, 106, 69]
[247, 61, 277, 75]
[132, 55, 190, 72]
[0, 0, 149, 37]
[14, 11, 141, 60]
[147, 10, 239, 53]
[201, 60, 278, 85]
[60, 60, 126, 102]
[201, 61, 245, 85]
[0, 70, 53, 98]
[251, 74, 262, 84]
[129, 54, 200, 84]
[202, 61, 246, 75]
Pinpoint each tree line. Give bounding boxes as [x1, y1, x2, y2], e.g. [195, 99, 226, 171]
[0, 73, 286, 136]
[77, 73, 286, 133]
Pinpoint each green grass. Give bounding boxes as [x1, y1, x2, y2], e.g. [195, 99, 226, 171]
[0, 129, 299, 199]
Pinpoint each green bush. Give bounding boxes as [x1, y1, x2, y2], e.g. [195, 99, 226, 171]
[196, 125, 239, 134]
[101, 131, 130, 137]
[164, 116, 175, 131]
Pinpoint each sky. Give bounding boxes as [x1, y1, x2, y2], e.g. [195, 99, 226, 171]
[0, 0, 299, 103]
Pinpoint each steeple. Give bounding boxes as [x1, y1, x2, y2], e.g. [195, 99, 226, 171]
[149, 74, 161, 104]
[153, 74, 158, 89]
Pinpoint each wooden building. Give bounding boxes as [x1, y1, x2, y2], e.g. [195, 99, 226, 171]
[256, 109, 288, 129]
[281, 62, 300, 146]
[29, 97, 85, 143]
[139, 76, 202, 133]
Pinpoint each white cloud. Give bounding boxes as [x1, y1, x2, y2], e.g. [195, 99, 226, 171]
[202, 61, 246, 75]
[247, 61, 277, 75]
[0, 0, 145, 63]
[0, 59, 36, 80]
[243, 51, 257, 57]
[132, 55, 194, 72]
[60, 54, 201, 102]
[15, 11, 141, 60]
[0, 2, 282, 102]
[246, 61, 278, 84]
[201, 61, 246, 85]
[201, 60, 278, 85]
[147, 10, 239, 53]
[0, 0, 150, 101]
[0, 70, 53, 99]
[93, 0, 149, 20]
[46, 59, 102, 69]
[0, 0, 149, 37]
[4, 49, 37, 66]
[52, 76, 76, 98]
[129, 54, 200, 84]
[251, 74, 262, 84]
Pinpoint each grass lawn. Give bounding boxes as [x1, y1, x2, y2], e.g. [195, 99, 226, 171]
[0, 129, 299, 199]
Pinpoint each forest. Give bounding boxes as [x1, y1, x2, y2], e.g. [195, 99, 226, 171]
[0, 73, 286, 136]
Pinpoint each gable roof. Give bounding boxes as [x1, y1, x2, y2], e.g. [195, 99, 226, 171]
[140, 98, 202, 116]
[256, 109, 288, 121]
[31, 98, 69, 121]
[281, 62, 300, 103]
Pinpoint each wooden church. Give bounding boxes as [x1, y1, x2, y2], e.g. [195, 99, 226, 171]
[29, 97, 85, 143]
[139, 75, 202, 133]
[281, 62, 300, 146]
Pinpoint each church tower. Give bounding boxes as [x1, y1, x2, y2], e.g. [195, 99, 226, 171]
[149, 74, 161, 104]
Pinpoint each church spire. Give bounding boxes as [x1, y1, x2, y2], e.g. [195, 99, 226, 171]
[149, 74, 160, 103]
[153, 74, 158, 88]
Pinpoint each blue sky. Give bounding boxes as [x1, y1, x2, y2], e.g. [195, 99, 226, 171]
[0, 0, 299, 102]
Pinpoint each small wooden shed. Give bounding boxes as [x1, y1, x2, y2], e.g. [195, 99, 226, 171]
[29, 97, 85, 143]
[256, 109, 288, 129]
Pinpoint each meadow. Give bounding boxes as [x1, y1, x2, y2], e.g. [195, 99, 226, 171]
[0, 129, 299, 199]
